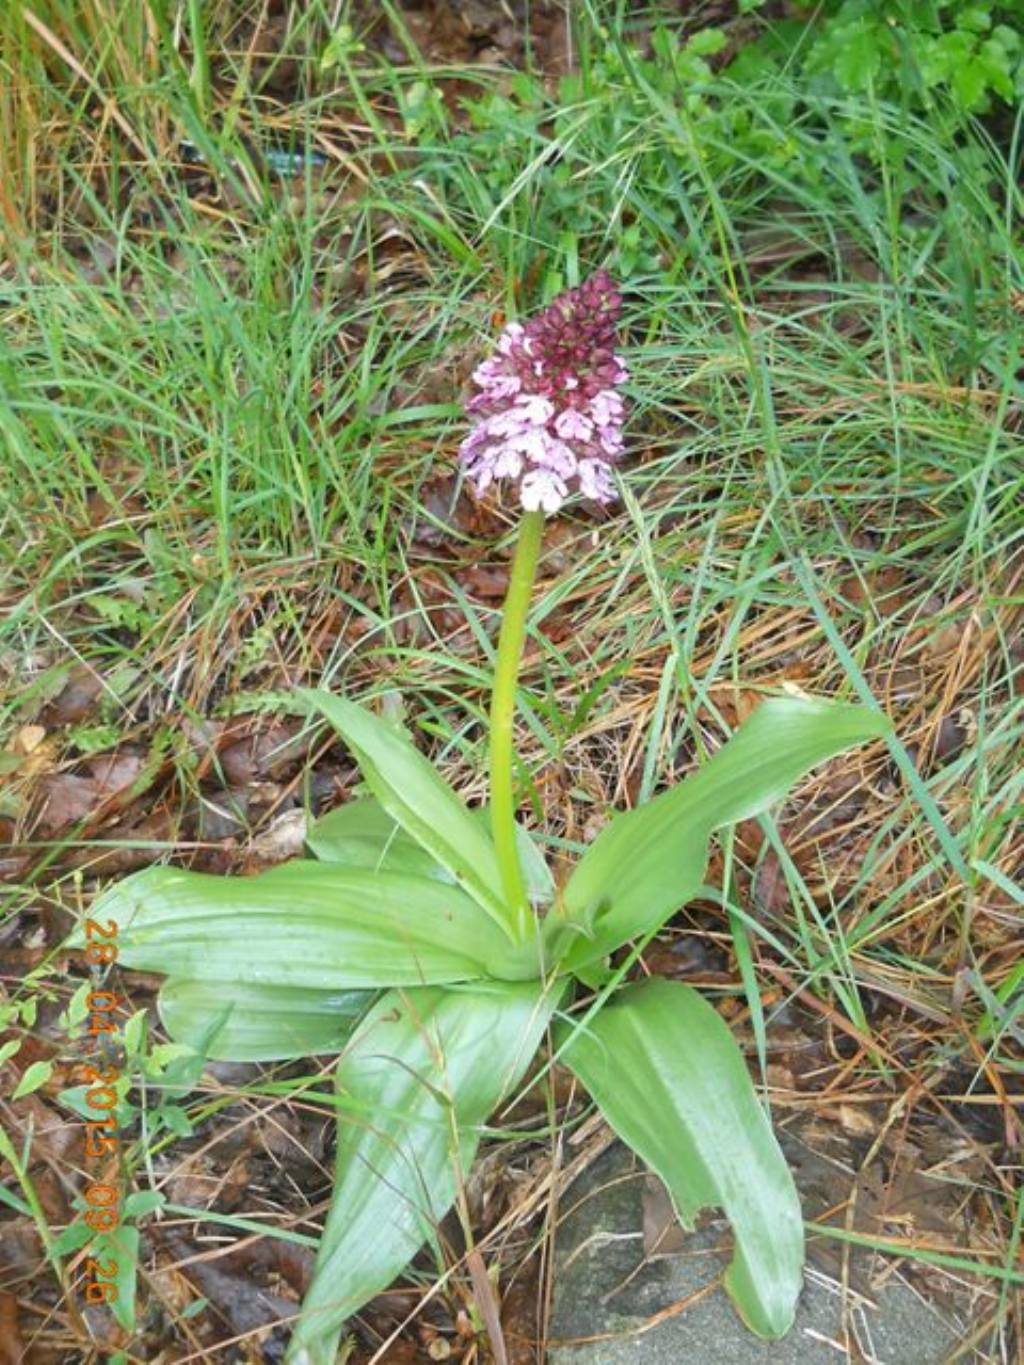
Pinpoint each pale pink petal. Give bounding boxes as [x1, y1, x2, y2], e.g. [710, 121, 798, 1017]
[496, 322, 524, 356]
[487, 407, 533, 438]
[492, 442, 524, 479]
[514, 393, 556, 426]
[537, 437, 577, 477]
[460, 423, 490, 455]
[505, 428, 549, 462]
[598, 426, 624, 456]
[472, 358, 502, 385]
[589, 389, 624, 427]
[578, 459, 616, 502]
[554, 408, 594, 441]
[520, 469, 567, 513]
[484, 374, 522, 400]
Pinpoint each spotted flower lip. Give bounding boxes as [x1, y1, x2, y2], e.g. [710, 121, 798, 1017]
[459, 270, 627, 514]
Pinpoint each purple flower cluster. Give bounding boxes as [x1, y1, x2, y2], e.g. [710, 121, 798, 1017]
[459, 271, 628, 514]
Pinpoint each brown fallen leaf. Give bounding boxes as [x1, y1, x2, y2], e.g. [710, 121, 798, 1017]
[837, 1103, 879, 1138]
[64, 808, 175, 875]
[753, 848, 788, 916]
[86, 750, 145, 792]
[462, 565, 510, 599]
[245, 807, 308, 866]
[0, 1290, 25, 1365]
[163, 1231, 296, 1341]
[466, 1245, 507, 1365]
[219, 723, 309, 784]
[642, 1174, 687, 1256]
[36, 773, 103, 829]
[837, 565, 913, 615]
[12, 725, 46, 756]
[36, 750, 145, 831]
[43, 664, 104, 724]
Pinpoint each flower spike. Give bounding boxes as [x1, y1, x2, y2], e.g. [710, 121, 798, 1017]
[460, 271, 628, 514]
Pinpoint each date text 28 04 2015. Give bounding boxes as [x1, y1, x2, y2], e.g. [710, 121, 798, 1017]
[78, 917, 124, 1311]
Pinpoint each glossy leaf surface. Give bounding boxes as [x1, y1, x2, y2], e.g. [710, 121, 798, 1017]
[306, 796, 451, 879]
[300, 689, 511, 932]
[556, 978, 803, 1339]
[158, 979, 371, 1061]
[560, 699, 888, 970]
[308, 795, 554, 906]
[74, 862, 511, 988]
[287, 980, 561, 1364]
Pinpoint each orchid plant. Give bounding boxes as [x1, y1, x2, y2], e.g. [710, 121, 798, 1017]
[70, 275, 888, 1363]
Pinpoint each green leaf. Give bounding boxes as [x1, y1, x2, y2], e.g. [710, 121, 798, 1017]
[13, 1059, 53, 1100]
[320, 21, 364, 72]
[556, 979, 803, 1339]
[158, 1105, 194, 1138]
[560, 698, 888, 971]
[61, 980, 92, 1033]
[51, 1220, 94, 1256]
[306, 796, 453, 878]
[286, 979, 562, 1365]
[121, 1189, 167, 1220]
[92, 1224, 140, 1333]
[158, 979, 371, 1061]
[308, 796, 554, 907]
[688, 28, 727, 57]
[300, 690, 512, 933]
[951, 57, 990, 107]
[832, 23, 883, 90]
[956, 6, 992, 35]
[123, 1008, 147, 1057]
[72, 862, 513, 989]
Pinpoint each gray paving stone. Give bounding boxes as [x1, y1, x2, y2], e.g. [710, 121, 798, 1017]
[549, 1144, 966, 1364]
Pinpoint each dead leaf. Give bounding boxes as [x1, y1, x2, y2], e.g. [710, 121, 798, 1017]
[13, 725, 46, 756]
[642, 1174, 686, 1256]
[43, 665, 104, 724]
[837, 565, 912, 614]
[86, 750, 144, 792]
[219, 723, 309, 784]
[754, 849, 788, 916]
[164, 1231, 296, 1339]
[837, 1104, 879, 1138]
[0, 1291, 24, 1365]
[37, 773, 102, 829]
[247, 808, 308, 865]
[463, 565, 510, 598]
[465, 1245, 507, 1365]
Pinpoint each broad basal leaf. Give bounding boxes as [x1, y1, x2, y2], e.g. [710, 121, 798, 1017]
[72, 862, 512, 989]
[159, 979, 371, 1062]
[560, 698, 888, 970]
[306, 795, 452, 879]
[556, 979, 803, 1339]
[308, 796, 555, 907]
[286, 979, 563, 1365]
[300, 689, 511, 933]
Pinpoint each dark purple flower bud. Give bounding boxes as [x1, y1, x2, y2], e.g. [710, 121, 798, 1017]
[459, 271, 628, 514]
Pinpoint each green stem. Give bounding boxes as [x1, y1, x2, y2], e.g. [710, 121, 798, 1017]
[490, 509, 544, 941]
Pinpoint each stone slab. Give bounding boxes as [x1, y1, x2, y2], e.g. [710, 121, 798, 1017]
[549, 1143, 966, 1364]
